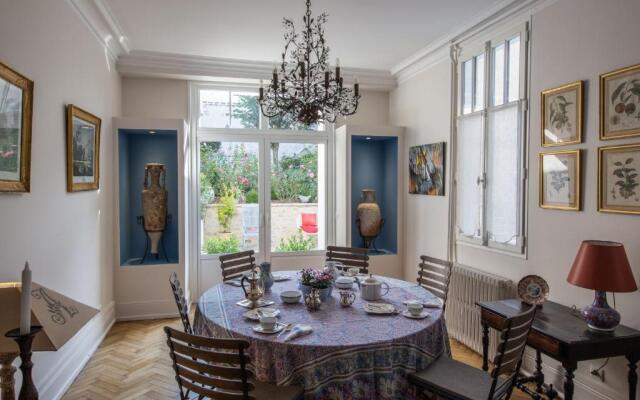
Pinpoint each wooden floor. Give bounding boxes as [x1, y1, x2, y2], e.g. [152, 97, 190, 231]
[63, 317, 530, 399]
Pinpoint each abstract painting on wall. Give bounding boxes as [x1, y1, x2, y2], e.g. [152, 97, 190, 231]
[409, 142, 445, 196]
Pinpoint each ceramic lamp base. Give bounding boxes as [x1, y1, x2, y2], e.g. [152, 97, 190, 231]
[582, 291, 620, 333]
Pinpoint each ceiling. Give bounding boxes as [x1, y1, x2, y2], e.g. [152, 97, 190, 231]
[105, 0, 503, 71]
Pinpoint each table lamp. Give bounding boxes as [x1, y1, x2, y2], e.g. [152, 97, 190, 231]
[0, 279, 98, 400]
[567, 240, 637, 332]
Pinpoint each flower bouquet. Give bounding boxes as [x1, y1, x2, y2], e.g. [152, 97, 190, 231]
[298, 268, 334, 301]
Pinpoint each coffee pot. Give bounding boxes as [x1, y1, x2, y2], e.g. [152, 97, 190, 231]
[360, 274, 390, 301]
[240, 269, 264, 307]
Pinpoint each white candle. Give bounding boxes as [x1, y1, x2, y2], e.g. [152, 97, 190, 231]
[20, 262, 32, 335]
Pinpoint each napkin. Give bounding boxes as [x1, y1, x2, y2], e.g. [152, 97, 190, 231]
[283, 324, 313, 342]
[403, 298, 443, 308]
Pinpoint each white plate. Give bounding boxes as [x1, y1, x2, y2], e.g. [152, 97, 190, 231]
[272, 274, 290, 282]
[253, 322, 286, 334]
[363, 303, 397, 315]
[403, 299, 443, 309]
[243, 307, 280, 321]
[402, 310, 431, 319]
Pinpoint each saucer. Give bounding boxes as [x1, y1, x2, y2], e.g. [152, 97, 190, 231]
[272, 274, 290, 282]
[243, 307, 280, 321]
[363, 303, 397, 315]
[402, 310, 430, 319]
[253, 322, 286, 334]
[236, 299, 276, 309]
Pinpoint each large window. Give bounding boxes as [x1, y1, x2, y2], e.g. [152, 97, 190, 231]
[195, 86, 330, 259]
[456, 25, 528, 253]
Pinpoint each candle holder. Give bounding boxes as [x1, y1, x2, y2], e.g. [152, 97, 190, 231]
[5, 326, 42, 400]
[0, 351, 19, 400]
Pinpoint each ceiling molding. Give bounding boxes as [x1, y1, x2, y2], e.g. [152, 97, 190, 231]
[391, 0, 557, 83]
[117, 50, 397, 91]
[66, 0, 130, 60]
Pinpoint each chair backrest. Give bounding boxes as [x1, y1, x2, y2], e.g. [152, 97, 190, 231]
[326, 246, 369, 274]
[169, 272, 192, 334]
[164, 327, 255, 400]
[219, 250, 256, 282]
[417, 255, 453, 311]
[488, 305, 538, 399]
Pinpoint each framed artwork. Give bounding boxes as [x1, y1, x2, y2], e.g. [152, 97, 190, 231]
[0, 62, 33, 192]
[539, 150, 581, 211]
[600, 63, 640, 140]
[598, 144, 640, 215]
[409, 142, 445, 196]
[541, 81, 583, 146]
[66, 104, 101, 192]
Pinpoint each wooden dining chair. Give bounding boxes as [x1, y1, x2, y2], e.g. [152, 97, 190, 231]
[219, 250, 256, 282]
[326, 245, 369, 274]
[170, 272, 192, 334]
[409, 305, 537, 400]
[417, 255, 453, 312]
[164, 327, 304, 400]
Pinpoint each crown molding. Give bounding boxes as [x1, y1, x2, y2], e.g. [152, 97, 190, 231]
[66, 0, 129, 60]
[117, 50, 397, 91]
[391, 0, 558, 83]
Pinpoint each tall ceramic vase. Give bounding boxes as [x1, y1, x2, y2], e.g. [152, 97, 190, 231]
[356, 189, 383, 250]
[141, 163, 168, 257]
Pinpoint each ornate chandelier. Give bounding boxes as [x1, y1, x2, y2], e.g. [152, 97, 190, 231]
[259, 0, 360, 125]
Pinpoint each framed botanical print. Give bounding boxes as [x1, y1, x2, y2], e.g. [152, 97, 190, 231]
[598, 144, 640, 215]
[0, 62, 33, 192]
[600, 63, 640, 140]
[539, 150, 581, 211]
[66, 104, 101, 192]
[541, 81, 583, 147]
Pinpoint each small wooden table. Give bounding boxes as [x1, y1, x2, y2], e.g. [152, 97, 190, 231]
[477, 299, 640, 400]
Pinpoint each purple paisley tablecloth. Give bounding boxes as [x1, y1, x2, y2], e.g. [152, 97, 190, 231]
[194, 272, 448, 400]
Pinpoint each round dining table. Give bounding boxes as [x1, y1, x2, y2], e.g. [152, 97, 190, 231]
[194, 271, 448, 400]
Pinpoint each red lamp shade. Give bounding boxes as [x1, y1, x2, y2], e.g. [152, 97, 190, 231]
[567, 240, 637, 292]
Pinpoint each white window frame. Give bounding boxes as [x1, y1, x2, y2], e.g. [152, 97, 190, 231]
[455, 22, 529, 255]
[189, 82, 335, 263]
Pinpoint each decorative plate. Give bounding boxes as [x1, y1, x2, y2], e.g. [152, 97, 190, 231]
[402, 310, 431, 319]
[253, 322, 286, 334]
[517, 275, 549, 305]
[363, 303, 397, 315]
[272, 274, 290, 282]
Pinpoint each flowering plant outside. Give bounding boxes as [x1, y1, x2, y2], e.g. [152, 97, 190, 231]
[300, 268, 334, 289]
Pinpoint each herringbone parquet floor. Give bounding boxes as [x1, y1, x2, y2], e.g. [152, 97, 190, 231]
[63, 317, 529, 399]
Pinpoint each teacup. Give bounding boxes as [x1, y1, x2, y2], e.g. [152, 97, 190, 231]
[259, 315, 277, 331]
[407, 301, 424, 317]
[346, 267, 360, 277]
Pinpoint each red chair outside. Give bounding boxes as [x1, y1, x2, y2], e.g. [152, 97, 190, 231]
[299, 212, 318, 234]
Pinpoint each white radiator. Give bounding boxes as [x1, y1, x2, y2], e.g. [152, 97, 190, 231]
[445, 264, 516, 357]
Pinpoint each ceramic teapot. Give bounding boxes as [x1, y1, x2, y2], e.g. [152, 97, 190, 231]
[360, 274, 390, 301]
[240, 269, 264, 307]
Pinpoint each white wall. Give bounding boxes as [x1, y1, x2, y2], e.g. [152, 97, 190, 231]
[390, 0, 640, 398]
[0, 1, 121, 398]
[122, 77, 188, 119]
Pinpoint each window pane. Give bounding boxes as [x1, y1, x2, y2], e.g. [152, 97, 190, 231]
[492, 44, 505, 106]
[268, 116, 324, 131]
[508, 37, 520, 103]
[474, 54, 485, 111]
[270, 143, 325, 252]
[199, 90, 231, 128]
[457, 115, 483, 238]
[462, 59, 473, 114]
[486, 104, 519, 245]
[200, 141, 259, 254]
[230, 92, 259, 128]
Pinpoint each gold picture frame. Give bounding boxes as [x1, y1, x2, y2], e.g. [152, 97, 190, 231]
[600, 63, 640, 140]
[539, 149, 581, 211]
[66, 104, 101, 192]
[541, 81, 583, 147]
[0, 62, 33, 192]
[598, 143, 640, 215]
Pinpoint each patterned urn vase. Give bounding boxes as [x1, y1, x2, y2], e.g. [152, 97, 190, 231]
[141, 163, 168, 256]
[356, 189, 383, 249]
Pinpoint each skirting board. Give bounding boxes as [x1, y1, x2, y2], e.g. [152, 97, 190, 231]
[28, 301, 116, 400]
[116, 299, 179, 321]
[521, 350, 620, 400]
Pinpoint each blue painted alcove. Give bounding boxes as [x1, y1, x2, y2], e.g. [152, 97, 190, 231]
[351, 135, 398, 255]
[118, 129, 179, 265]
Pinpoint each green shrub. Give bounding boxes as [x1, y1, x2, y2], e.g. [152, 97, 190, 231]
[275, 231, 316, 252]
[204, 235, 240, 255]
[245, 188, 258, 203]
[217, 187, 237, 232]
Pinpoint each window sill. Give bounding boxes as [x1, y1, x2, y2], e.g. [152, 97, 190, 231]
[456, 240, 527, 260]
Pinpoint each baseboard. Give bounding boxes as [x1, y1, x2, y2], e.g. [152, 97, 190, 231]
[115, 299, 179, 321]
[36, 301, 116, 400]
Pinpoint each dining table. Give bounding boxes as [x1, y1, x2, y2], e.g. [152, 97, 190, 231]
[193, 271, 449, 400]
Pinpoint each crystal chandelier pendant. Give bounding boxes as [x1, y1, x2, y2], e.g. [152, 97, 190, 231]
[259, 0, 361, 126]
